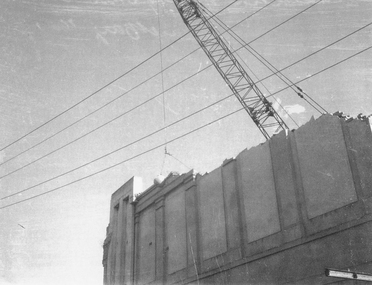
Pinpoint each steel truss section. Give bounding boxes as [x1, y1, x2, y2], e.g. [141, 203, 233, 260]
[173, 0, 289, 139]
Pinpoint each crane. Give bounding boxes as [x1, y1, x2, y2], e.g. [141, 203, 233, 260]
[172, 0, 289, 140]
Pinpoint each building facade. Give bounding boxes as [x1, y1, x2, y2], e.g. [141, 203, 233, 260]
[103, 114, 372, 284]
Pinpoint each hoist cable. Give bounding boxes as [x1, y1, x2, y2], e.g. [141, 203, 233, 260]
[165, 150, 192, 170]
[156, 0, 169, 175]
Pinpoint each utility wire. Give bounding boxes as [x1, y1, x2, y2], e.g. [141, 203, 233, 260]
[2, 10, 370, 180]
[0, 108, 243, 209]
[256, 21, 372, 90]
[0, 65, 210, 180]
[0, 94, 235, 201]
[1, 1, 300, 178]
[1, 43, 371, 206]
[0, 13, 372, 179]
[2, 2, 370, 179]
[0, 0, 272, 169]
[265, 45, 372, 100]
[0, 0, 239, 153]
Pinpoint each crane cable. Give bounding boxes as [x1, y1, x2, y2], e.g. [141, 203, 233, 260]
[2, 43, 371, 205]
[155, 0, 169, 175]
[199, 1, 328, 115]
[155, 1, 191, 175]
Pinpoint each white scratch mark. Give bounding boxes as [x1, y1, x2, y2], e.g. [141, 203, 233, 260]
[317, 171, 334, 180]
[197, 62, 202, 74]
[155, 98, 178, 116]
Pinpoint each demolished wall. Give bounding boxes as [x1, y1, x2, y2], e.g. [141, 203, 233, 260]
[103, 114, 372, 284]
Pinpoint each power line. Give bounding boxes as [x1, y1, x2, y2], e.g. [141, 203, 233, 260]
[1, 1, 296, 178]
[0, 0, 239, 153]
[266, 45, 372, 100]
[2, 14, 371, 180]
[0, 108, 243, 209]
[0, 94, 235, 201]
[3, 0, 371, 181]
[256, 21, 372, 89]
[1, 43, 371, 207]
[0, 59, 217, 180]
[0, 0, 273, 168]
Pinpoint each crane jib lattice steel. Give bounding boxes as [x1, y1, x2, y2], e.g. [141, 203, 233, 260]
[173, 0, 289, 139]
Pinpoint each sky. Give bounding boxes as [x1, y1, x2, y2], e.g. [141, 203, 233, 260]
[0, 0, 371, 284]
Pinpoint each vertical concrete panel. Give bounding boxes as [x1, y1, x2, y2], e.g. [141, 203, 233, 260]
[138, 207, 156, 284]
[165, 190, 187, 274]
[110, 204, 120, 284]
[221, 160, 241, 249]
[270, 132, 299, 228]
[106, 236, 113, 284]
[118, 200, 128, 284]
[155, 201, 165, 281]
[115, 201, 125, 284]
[295, 116, 357, 218]
[185, 186, 199, 278]
[123, 199, 134, 285]
[346, 119, 372, 197]
[237, 143, 280, 242]
[106, 177, 142, 285]
[198, 168, 227, 260]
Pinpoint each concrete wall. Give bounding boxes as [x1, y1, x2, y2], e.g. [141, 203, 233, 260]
[103, 115, 372, 284]
[103, 177, 142, 285]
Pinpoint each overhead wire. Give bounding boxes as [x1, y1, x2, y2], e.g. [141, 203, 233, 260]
[255, 21, 372, 90]
[2, 2, 371, 179]
[0, 0, 239, 153]
[1, 0, 371, 194]
[0, 0, 274, 169]
[0, 65, 209, 180]
[1, 0, 301, 178]
[1, 42, 371, 207]
[265, 45, 372, 100]
[0, 108, 244, 209]
[0, 94, 235, 201]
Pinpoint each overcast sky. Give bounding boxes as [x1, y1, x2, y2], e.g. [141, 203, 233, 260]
[0, 0, 371, 284]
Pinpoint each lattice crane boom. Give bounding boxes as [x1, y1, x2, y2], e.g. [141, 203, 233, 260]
[173, 0, 289, 139]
